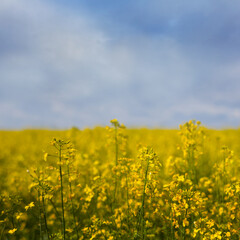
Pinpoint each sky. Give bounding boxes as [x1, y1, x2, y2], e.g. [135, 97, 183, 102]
[1, 0, 240, 128]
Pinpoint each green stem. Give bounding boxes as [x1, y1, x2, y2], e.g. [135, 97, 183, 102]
[38, 190, 43, 240]
[113, 126, 118, 204]
[170, 203, 174, 240]
[139, 156, 150, 240]
[42, 192, 50, 240]
[126, 175, 130, 227]
[0, 224, 5, 240]
[67, 165, 79, 239]
[59, 145, 66, 240]
[115, 126, 118, 166]
[49, 198, 62, 224]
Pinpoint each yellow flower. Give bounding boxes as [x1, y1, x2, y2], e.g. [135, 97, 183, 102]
[110, 119, 120, 127]
[177, 175, 185, 182]
[183, 218, 189, 227]
[219, 207, 224, 215]
[16, 212, 23, 220]
[8, 228, 17, 234]
[43, 152, 48, 161]
[226, 232, 231, 237]
[110, 119, 118, 124]
[25, 202, 35, 211]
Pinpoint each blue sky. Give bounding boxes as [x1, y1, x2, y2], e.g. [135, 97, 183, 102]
[1, 0, 240, 128]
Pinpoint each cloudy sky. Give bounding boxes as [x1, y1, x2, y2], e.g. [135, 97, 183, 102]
[1, 0, 240, 128]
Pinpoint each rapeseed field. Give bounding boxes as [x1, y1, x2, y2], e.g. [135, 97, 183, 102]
[0, 120, 240, 239]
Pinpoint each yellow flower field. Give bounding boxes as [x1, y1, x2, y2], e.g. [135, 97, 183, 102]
[0, 120, 240, 239]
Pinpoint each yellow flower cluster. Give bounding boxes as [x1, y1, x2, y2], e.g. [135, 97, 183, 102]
[0, 120, 240, 239]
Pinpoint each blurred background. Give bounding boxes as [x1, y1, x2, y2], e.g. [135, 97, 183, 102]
[1, 0, 240, 129]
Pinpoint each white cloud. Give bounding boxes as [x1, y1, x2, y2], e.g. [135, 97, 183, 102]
[1, 0, 240, 128]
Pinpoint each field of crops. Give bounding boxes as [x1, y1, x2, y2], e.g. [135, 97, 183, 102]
[0, 120, 240, 240]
